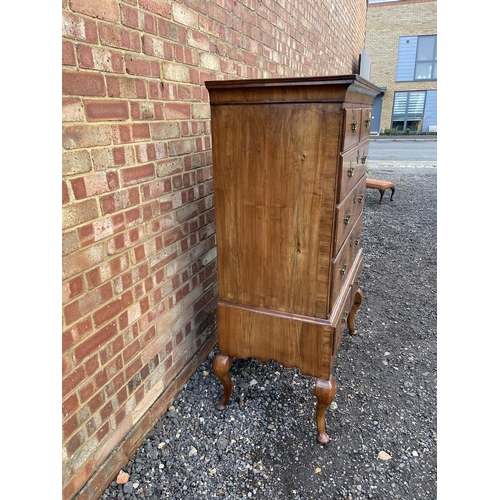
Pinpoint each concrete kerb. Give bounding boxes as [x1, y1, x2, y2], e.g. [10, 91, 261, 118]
[367, 162, 437, 168]
[369, 135, 437, 143]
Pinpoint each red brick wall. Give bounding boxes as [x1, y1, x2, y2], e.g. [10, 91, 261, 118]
[62, 1, 368, 498]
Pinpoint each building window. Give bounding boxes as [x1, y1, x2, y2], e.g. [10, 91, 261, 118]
[391, 91, 426, 133]
[396, 35, 437, 82]
[415, 35, 437, 80]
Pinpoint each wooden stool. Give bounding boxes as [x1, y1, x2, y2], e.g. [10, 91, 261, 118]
[365, 178, 395, 204]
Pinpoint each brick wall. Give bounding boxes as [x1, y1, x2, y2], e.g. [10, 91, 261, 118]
[62, 1, 368, 498]
[365, 0, 437, 131]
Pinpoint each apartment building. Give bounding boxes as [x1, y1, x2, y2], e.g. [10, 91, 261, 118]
[365, 0, 437, 134]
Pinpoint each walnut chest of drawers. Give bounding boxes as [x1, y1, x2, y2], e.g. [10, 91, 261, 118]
[205, 75, 380, 444]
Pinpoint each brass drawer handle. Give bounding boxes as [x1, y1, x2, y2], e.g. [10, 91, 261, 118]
[354, 237, 361, 245]
[341, 310, 349, 323]
[347, 166, 355, 177]
[360, 155, 367, 165]
[340, 264, 347, 276]
[351, 120, 358, 131]
[343, 213, 351, 225]
[364, 115, 372, 127]
[357, 193, 364, 203]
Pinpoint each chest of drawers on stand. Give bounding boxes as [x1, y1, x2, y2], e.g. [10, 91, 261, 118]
[205, 75, 380, 444]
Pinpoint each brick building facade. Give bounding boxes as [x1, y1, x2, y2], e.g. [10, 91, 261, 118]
[62, 1, 369, 498]
[365, 0, 437, 133]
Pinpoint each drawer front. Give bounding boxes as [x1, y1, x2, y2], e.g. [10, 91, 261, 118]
[360, 108, 373, 143]
[331, 248, 363, 360]
[358, 141, 370, 171]
[333, 177, 366, 256]
[342, 108, 362, 151]
[330, 214, 363, 306]
[337, 146, 367, 202]
[349, 249, 363, 300]
[331, 287, 351, 359]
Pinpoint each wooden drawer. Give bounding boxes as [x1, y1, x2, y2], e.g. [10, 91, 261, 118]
[331, 287, 351, 359]
[349, 249, 363, 299]
[337, 146, 367, 202]
[342, 108, 362, 151]
[358, 141, 370, 171]
[330, 247, 363, 360]
[330, 214, 363, 308]
[333, 177, 366, 256]
[360, 108, 372, 143]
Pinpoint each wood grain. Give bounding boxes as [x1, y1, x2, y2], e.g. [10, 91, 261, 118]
[211, 102, 340, 319]
[216, 300, 334, 380]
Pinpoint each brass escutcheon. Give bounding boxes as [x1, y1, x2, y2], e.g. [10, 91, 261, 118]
[347, 166, 355, 177]
[340, 264, 347, 276]
[358, 194, 364, 203]
[341, 310, 349, 323]
[343, 213, 351, 225]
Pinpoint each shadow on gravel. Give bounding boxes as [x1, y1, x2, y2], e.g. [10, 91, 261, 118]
[100, 166, 437, 500]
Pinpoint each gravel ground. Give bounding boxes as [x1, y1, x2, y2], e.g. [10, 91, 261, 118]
[100, 165, 437, 500]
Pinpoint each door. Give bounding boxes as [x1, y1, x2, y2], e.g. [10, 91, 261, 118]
[371, 93, 383, 134]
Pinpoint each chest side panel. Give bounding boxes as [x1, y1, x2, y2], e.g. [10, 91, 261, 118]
[211, 102, 341, 318]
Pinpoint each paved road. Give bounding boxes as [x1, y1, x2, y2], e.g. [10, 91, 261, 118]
[368, 137, 437, 166]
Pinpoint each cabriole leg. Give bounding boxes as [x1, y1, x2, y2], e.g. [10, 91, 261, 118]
[347, 288, 363, 335]
[212, 354, 233, 410]
[314, 376, 337, 444]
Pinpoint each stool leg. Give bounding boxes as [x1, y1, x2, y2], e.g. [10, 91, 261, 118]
[390, 187, 395, 201]
[378, 189, 385, 204]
